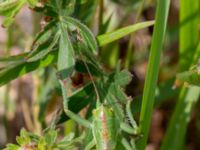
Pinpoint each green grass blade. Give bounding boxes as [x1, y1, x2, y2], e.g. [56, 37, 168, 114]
[136, 0, 170, 149]
[161, 46, 200, 149]
[179, 0, 199, 71]
[131, 78, 180, 114]
[97, 20, 155, 46]
[161, 87, 200, 150]
[161, 0, 200, 149]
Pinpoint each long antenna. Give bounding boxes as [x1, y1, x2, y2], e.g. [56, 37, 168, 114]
[76, 29, 100, 103]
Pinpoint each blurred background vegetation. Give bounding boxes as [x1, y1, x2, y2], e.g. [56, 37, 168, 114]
[0, 0, 199, 149]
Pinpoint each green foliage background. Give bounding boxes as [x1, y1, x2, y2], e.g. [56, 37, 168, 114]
[0, 0, 199, 150]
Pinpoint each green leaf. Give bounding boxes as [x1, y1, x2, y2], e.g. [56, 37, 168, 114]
[57, 133, 75, 147]
[4, 144, 20, 150]
[29, 21, 57, 54]
[16, 129, 31, 146]
[27, 0, 38, 7]
[45, 0, 75, 17]
[0, 50, 57, 86]
[38, 138, 46, 150]
[27, 31, 60, 62]
[0, 0, 19, 14]
[0, 0, 26, 27]
[2, 17, 14, 27]
[57, 22, 75, 79]
[0, 51, 102, 87]
[58, 83, 95, 124]
[61, 133, 75, 142]
[0, 52, 27, 62]
[97, 20, 155, 46]
[75, 42, 103, 76]
[75, 60, 103, 76]
[113, 70, 132, 86]
[65, 16, 98, 55]
[74, 0, 98, 23]
[58, 69, 131, 123]
[0, 20, 153, 86]
[44, 130, 57, 145]
[57, 132, 85, 149]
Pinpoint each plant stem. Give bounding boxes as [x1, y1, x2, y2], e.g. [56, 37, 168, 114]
[124, 0, 146, 69]
[161, 0, 199, 148]
[178, 0, 199, 72]
[161, 40, 200, 150]
[3, 25, 12, 142]
[136, 0, 170, 149]
[99, 0, 104, 33]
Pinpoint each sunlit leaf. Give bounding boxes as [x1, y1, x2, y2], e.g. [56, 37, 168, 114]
[65, 16, 98, 55]
[57, 22, 75, 79]
[97, 20, 155, 46]
[0, 51, 57, 86]
[27, 31, 60, 62]
[0, 0, 26, 27]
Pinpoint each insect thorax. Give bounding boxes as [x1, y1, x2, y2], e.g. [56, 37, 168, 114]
[92, 105, 118, 150]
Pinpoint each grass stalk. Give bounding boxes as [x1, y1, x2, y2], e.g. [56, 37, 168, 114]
[178, 0, 199, 72]
[161, 0, 199, 149]
[124, 0, 146, 68]
[98, 0, 104, 33]
[136, 0, 170, 149]
[3, 25, 12, 142]
[161, 43, 200, 150]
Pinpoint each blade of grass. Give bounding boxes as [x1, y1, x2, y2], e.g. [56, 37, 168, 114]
[132, 77, 180, 114]
[125, 0, 146, 68]
[161, 0, 200, 148]
[136, 0, 170, 149]
[161, 42, 200, 150]
[97, 20, 155, 46]
[179, 0, 199, 72]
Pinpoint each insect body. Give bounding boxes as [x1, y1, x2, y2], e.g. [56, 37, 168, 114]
[62, 99, 120, 150]
[57, 9, 138, 149]
[60, 79, 139, 150]
[92, 105, 118, 150]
